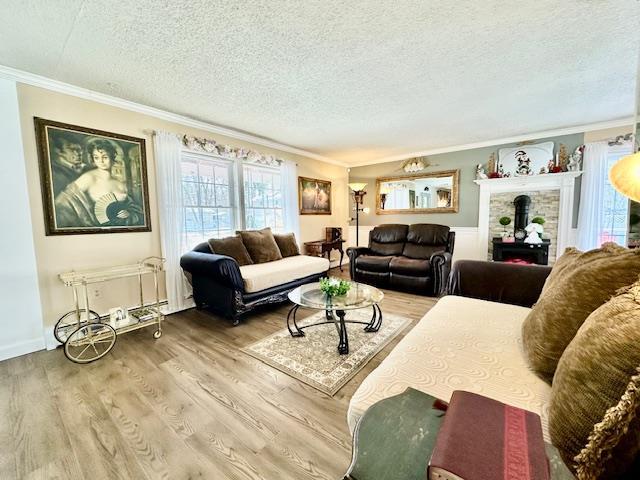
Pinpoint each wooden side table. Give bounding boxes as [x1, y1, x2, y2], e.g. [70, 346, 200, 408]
[304, 239, 345, 271]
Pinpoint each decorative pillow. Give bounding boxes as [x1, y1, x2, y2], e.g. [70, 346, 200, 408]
[538, 247, 581, 296]
[549, 279, 640, 477]
[207, 235, 253, 266]
[238, 227, 283, 264]
[575, 368, 640, 480]
[274, 232, 300, 258]
[521, 243, 640, 383]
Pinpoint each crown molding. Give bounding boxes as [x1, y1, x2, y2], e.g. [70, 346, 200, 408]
[0, 64, 348, 167]
[2, 64, 632, 170]
[348, 117, 635, 167]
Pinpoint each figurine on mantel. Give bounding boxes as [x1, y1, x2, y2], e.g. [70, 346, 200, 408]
[475, 163, 488, 180]
[524, 217, 546, 244]
[567, 145, 584, 172]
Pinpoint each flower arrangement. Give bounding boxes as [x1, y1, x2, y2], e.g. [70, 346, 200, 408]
[319, 277, 351, 297]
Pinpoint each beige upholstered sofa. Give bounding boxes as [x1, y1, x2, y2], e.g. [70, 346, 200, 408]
[348, 260, 554, 439]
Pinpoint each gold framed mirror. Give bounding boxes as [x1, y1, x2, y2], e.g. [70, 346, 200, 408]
[376, 169, 460, 214]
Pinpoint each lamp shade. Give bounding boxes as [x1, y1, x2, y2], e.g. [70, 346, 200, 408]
[610, 151, 640, 202]
[348, 182, 367, 192]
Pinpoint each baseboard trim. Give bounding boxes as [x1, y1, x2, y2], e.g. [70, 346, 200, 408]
[0, 337, 46, 361]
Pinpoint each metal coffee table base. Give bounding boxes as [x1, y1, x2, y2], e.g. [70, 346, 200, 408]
[286, 304, 383, 355]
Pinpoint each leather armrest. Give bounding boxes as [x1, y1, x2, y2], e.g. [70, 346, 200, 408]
[430, 251, 453, 297]
[346, 246, 371, 259]
[180, 251, 244, 292]
[347, 247, 371, 280]
[446, 260, 552, 308]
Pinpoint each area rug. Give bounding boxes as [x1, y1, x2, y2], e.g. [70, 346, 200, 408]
[242, 309, 411, 396]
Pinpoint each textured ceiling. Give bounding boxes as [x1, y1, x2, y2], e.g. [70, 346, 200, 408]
[0, 0, 638, 165]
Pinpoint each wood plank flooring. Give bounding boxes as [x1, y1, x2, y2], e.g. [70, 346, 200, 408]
[0, 269, 437, 479]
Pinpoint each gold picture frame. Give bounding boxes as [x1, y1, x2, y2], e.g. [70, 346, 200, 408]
[35, 117, 151, 235]
[298, 176, 332, 215]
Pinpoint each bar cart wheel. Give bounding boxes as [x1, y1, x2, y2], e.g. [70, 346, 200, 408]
[54, 309, 100, 344]
[64, 323, 117, 364]
[153, 330, 162, 339]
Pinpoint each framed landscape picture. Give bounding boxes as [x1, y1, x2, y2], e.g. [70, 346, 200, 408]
[35, 118, 151, 235]
[298, 176, 331, 215]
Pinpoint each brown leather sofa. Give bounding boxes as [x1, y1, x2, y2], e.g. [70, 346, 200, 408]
[346, 224, 455, 296]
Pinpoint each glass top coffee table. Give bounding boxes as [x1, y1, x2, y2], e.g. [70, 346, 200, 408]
[287, 282, 384, 355]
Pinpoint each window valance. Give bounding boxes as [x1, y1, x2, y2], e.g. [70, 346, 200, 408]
[182, 135, 283, 167]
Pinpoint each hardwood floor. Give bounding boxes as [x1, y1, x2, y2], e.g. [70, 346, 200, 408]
[0, 269, 437, 480]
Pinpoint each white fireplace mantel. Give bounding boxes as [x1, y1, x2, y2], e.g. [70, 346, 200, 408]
[475, 171, 583, 261]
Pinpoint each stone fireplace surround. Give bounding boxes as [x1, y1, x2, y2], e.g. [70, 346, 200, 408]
[489, 190, 560, 262]
[475, 172, 582, 264]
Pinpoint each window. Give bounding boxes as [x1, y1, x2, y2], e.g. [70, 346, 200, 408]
[180, 153, 288, 247]
[181, 153, 235, 247]
[600, 144, 632, 246]
[243, 164, 284, 231]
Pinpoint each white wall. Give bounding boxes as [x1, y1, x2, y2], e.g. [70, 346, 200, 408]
[0, 79, 44, 360]
[16, 83, 348, 338]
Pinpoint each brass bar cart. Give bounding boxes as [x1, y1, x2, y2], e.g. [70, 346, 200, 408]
[57, 256, 165, 363]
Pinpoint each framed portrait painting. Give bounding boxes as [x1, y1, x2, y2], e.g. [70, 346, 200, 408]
[298, 176, 331, 215]
[35, 118, 151, 235]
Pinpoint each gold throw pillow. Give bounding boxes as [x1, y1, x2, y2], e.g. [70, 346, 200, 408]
[521, 243, 640, 383]
[549, 279, 640, 477]
[237, 227, 283, 264]
[274, 232, 300, 258]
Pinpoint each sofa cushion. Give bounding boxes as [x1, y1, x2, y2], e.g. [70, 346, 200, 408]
[402, 224, 450, 259]
[406, 223, 450, 245]
[389, 257, 430, 276]
[401, 243, 445, 260]
[389, 273, 431, 292]
[239, 255, 329, 293]
[207, 235, 253, 266]
[355, 255, 394, 272]
[238, 227, 283, 264]
[522, 243, 640, 383]
[369, 224, 408, 256]
[539, 247, 582, 296]
[549, 279, 640, 477]
[347, 296, 552, 441]
[274, 232, 300, 258]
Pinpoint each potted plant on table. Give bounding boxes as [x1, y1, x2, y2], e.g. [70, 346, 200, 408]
[319, 277, 351, 298]
[499, 216, 514, 242]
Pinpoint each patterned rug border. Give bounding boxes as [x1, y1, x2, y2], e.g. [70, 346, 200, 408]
[241, 312, 411, 396]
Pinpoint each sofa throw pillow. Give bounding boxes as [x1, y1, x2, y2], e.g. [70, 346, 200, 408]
[538, 247, 581, 296]
[207, 235, 253, 266]
[574, 368, 640, 480]
[521, 243, 640, 383]
[238, 227, 283, 264]
[549, 279, 640, 477]
[274, 233, 300, 258]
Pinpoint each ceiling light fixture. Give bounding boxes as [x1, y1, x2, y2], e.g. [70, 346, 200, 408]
[401, 157, 430, 173]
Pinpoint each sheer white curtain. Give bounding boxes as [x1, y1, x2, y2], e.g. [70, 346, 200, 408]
[576, 141, 609, 251]
[153, 131, 193, 313]
[281, 159, 301, 243]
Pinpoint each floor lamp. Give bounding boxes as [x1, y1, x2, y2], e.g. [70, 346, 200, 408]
[349, 183, 368, 246]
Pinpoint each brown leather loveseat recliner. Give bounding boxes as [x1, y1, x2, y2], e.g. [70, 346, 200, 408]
[346, 224, 455, 296]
